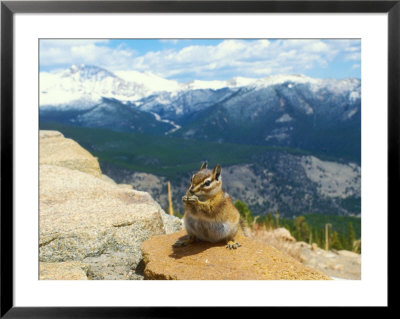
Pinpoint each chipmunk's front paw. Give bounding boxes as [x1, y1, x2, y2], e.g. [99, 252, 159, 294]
[226, 241, 241, 250]
[186, 195, 199, 203]
[182, 195, 197, 202]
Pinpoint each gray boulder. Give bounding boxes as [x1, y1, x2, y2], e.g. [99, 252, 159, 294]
[39, 130, 183, 280]
[40, 164, 167, 279]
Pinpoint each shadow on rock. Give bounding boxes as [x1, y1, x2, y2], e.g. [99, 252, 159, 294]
[169, 233, 226, 259]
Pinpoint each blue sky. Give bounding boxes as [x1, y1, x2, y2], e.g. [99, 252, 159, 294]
[40, 39, 361, 82]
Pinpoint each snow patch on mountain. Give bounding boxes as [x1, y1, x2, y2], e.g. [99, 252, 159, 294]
[150, 112, 181, 134]
[319, 78, 360, 96]
[349, 91, 361, 101]
[276, 113, 294, 123]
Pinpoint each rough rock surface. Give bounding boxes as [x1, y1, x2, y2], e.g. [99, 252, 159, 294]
[39, 130, 183, 280]
[161, 213, 184, 234]
[40, 164, 167, 279]
[296, 243, 361, 280]
[101, 174, 117, 185]
[268, 227, 296, 242]
[40, 130, 102, 177]
[141, 230, 330, 280]
[249, 228, 361, 280]
[40, 261, 88, 280]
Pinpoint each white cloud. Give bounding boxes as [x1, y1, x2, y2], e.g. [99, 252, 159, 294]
[40, 39, 361, 81]
[40, 39, 138, 70]
[129, 39, 356, 79]
[345, 52, 361, 61]
[159, 39, 180, 44]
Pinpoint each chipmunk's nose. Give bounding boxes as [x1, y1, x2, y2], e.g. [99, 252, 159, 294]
[189, 187, 194, 194]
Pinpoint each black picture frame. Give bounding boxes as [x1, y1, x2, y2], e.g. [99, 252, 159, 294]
[1, 0, 396, 317]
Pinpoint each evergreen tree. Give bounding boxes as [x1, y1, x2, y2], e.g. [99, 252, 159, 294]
[319, 228, 325, 249]
[234, 199, 254, 226]
[330, 231, 344, 250]
[316, 229, 323, 248]
[312, 228, 319, 246]
[174, 210, 183, 219]
[353, 239, 361, 254]
[346, 222, 356, 251]
[292, 216, 310, 242]
[339, 232, 346, 250]
[274, 210, 280, 228]
[266, 212, 274, 229]
[164, 204, 182, 219]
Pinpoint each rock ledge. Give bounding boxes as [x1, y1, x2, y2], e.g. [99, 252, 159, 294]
[141, 230, 330, 280]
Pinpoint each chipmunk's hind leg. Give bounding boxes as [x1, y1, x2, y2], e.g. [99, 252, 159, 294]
[226, 239, 241, 250]
[172, 235, 196, 248]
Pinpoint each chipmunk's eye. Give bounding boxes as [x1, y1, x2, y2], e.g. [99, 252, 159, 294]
[204, 180, 211, 187]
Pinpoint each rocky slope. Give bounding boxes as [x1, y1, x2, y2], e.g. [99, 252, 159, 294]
[297, 243, 361, 280]
[249, 228, 361, 280]
[102, 151, 361, 217]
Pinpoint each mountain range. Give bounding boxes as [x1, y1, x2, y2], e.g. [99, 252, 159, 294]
[40, 64, 361, 217]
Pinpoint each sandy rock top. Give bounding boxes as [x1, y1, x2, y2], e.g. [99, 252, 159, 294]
[142, 230, 330, 280]
[40, 130, 102, 177]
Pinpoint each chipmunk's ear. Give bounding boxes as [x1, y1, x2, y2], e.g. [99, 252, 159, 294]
[213, 164, 221, 181]
[200, 161, 208, 170]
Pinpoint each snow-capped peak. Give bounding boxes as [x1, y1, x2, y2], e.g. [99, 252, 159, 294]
[181, 76, 258, 91]
[40, 65, 149, 108]
[227, 76, 257, 88]
[179, 74, 322, 91]
[61, 64, 116, 81]
[182, 79, 228, 91]
[253, 74, 321, 88]
[40, 64, 360, 110]
[115, 70, 181, 93]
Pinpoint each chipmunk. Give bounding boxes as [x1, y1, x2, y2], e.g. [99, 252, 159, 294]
[173, 162, 242, 249]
